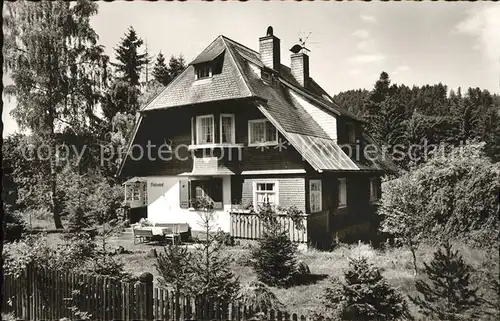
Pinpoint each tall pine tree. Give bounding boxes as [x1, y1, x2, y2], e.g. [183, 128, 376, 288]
[153, 52, 170, 86]
[113, 26, 147, 87]
[168, 54, 186, 80]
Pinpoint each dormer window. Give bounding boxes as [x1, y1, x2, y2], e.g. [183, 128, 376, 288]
[195, 65, 212, 80]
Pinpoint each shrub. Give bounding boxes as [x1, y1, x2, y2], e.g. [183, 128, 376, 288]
[251, 203, 298, 287]
[380, 143, 500, 248]
[410, 242, 482, 320]
[323, 256, 411, 321]
[214, 230, 235, 246]
[239, 280, 284, 312]
[3, 211, 27, 242]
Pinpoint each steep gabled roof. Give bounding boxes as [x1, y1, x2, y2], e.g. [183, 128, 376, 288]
[119, 34, 394, 176]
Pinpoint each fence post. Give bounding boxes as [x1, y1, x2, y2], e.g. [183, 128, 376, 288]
[138, 272, 154, 321]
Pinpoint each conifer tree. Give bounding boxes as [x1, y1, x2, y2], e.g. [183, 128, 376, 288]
[113, 26, 148, 86]
[410, 242, 481, 320]
[168, 54, 186, 80]
[323, 257, 411, 321]
[251, 203, 299, 287]
[190, 198, 240, 305]
[153, 53, 170, 86]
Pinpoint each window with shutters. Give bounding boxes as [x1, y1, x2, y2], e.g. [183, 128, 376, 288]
[253, 181, 278, 209]
[309, 179, 322, 213]
[338, 178, 347, 208]
[248, 119, 278, 146]
[179, 178, 223, 210]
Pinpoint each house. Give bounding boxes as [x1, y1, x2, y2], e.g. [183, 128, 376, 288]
[118, 27, 395, 248]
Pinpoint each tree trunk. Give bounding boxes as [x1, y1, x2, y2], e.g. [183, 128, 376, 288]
[409, 238, 418, 276]
[50, 136, 63, 229]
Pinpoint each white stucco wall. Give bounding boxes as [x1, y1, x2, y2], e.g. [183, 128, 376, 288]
[146, 176, 232, 232]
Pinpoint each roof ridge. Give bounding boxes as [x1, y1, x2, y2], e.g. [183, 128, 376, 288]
[220, 35, 260, 57]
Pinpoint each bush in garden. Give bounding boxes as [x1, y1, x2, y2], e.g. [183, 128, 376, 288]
[380, 143, 500, 252]
[214, 230, 235, 246]
[323, 256, 411, 321]
[3, 211, 27, 242]
[4, 232, 130, 281]
[410, 242, 482, 320]
[239, 280, 284, 312]
[251, 203, 299, 287]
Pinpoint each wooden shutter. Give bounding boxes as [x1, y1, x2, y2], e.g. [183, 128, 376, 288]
[191, 117, 196, 145]
[212, 178, 223, 210]
[179, 179, 190, 208]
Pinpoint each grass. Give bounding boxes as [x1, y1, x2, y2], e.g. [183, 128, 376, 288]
[15, 221, 499, 319]
[108, 234, 497, 318]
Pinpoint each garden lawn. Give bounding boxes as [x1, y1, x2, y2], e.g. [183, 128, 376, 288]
[29, 226, 497, 319]
[108, 237, 496, 318]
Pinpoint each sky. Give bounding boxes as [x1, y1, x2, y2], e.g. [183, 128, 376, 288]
[3, 1, 500, 137]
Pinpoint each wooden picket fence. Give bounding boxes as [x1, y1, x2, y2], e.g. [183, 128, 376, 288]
[230, 212, 308, 243]
[2, 265, 324, 321]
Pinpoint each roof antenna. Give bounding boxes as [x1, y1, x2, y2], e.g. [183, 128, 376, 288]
[290, 31, 311, 54]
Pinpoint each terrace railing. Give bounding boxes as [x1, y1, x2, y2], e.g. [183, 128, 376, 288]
[229, 211, 308, 243]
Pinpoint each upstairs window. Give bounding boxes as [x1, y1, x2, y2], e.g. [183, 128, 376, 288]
[338, 178, 347, 208]
[370, 177, 379, 202]
[196, 115, 214, 144]
[346, 123, 356, 143]
[195, 65, 212, 80]
[248, 119, 278, 146]
[309, 179, 322, 213]
[220, 114, 235, 144]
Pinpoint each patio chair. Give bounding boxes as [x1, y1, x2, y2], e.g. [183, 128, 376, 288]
[161, 227, 181, 245]
[133, 228, 153, 244]
[154, 223, 191, 242]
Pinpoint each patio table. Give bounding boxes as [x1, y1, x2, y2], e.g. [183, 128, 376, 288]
[138, 226, 180, 244]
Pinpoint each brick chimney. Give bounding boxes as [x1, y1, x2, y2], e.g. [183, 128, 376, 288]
[291, 52, 309, 87]
[259, 26, 280, 71]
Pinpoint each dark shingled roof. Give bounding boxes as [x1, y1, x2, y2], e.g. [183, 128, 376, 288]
[123, 34, 394, 174]
[142, 37, 252, 111]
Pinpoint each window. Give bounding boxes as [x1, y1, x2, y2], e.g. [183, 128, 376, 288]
[309, 179, 322, 213]
[248, 119, 278, 145]
[346, 123, 356, 143]
[132, 182, 140, 201]
[370, 177, 378, 202]
[220, 114, 235, 144]
[195, 65, 212, 79]
[196, 115, 214, 144]
[338, 178, 347, 208]
[190, 179, 223, 209]
[253, 181, 278, 208]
